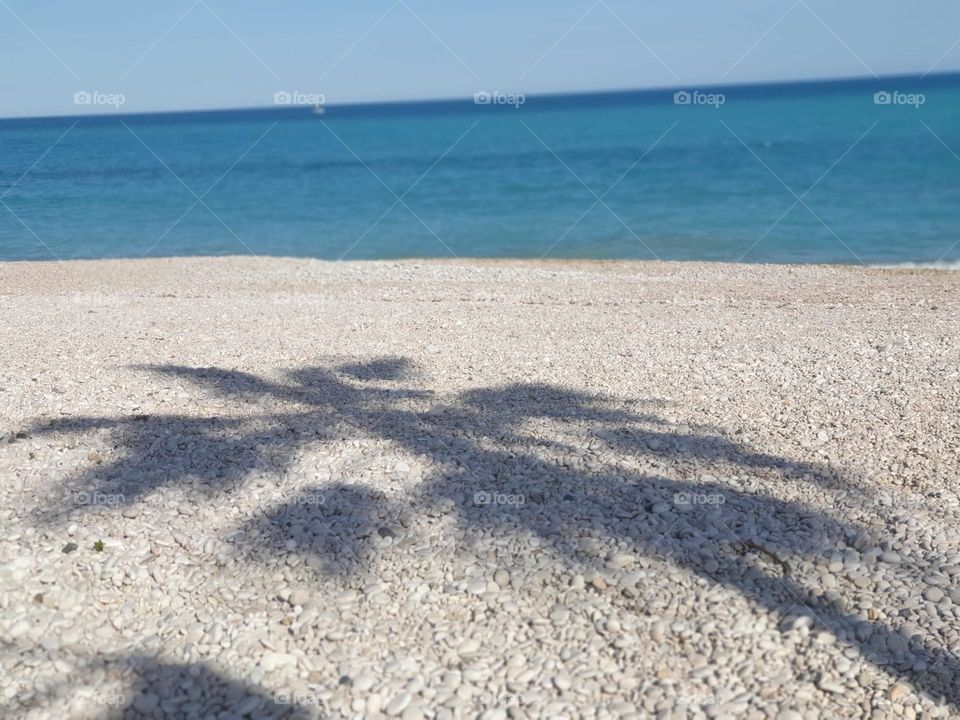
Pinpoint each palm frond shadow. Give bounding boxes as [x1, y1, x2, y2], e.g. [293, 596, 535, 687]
[0, 647, 314, 719]
[22, 357, 959, 708]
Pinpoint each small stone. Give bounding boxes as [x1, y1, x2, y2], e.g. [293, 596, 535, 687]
[480, 710, 507, 720]
[814, 629, 836, 645]
[8, 620, 31, 639]
[886, 634, 909, 654]
[260, 652, 296, 672]
[817, 678, 845, 695]
[62, 542, 78, 554]
[776, 711, 803, 720]
[289, 589, 310, 607]
[354, 671, 376, 691]
[889, 683, 910, 702]
[234, 697, 261, 715]
[401, 705, 424, 720]
[779, 615, 813, 633]
[466, 578, 487, 595]
[606, 552, 635, 569]
[923, 587, 944, 603]
[133, 693, 160, 713]
[549, 605, 570, 625]
[386, 691, 411, 716]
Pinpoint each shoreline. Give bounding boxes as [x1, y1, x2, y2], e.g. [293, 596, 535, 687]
[2, 253, 959, 273]
[3, 257, 959, 306]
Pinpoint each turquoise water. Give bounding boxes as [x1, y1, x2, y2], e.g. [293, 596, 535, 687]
[2, 75, 959, 265]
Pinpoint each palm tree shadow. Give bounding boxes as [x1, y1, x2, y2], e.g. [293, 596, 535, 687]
[0, 648, 316, 719]
[110, 656, 316, 719]
[242, 482, 396, 576]
[20, 357, 960, 708]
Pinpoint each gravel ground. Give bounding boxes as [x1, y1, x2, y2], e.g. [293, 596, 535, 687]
[0, 257, 958, 720]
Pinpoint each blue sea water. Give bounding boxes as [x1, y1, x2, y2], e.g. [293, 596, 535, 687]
[2, 74, 959, 265]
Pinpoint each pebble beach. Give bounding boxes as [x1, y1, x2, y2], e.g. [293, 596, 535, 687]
[1, 257, 958, 719]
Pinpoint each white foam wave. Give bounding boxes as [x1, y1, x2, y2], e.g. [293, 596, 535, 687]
[870, 261, 960, 270]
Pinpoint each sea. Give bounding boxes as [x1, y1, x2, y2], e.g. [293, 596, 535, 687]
[1, 73, 958, 266]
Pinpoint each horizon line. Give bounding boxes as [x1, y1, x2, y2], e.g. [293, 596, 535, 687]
[3, 69, 958, 123]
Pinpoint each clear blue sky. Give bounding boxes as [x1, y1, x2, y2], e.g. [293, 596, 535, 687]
[2, 0, 959, 117]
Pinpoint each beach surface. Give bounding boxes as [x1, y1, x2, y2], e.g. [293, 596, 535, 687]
[1, 257, 958, 718]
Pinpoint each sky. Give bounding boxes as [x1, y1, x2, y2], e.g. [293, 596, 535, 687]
[1, 0, 959, 118]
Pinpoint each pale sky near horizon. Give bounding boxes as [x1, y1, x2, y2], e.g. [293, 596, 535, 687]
[2, 0, 959, 118]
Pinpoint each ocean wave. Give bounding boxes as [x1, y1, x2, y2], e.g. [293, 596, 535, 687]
[870, 261, 960, 270]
